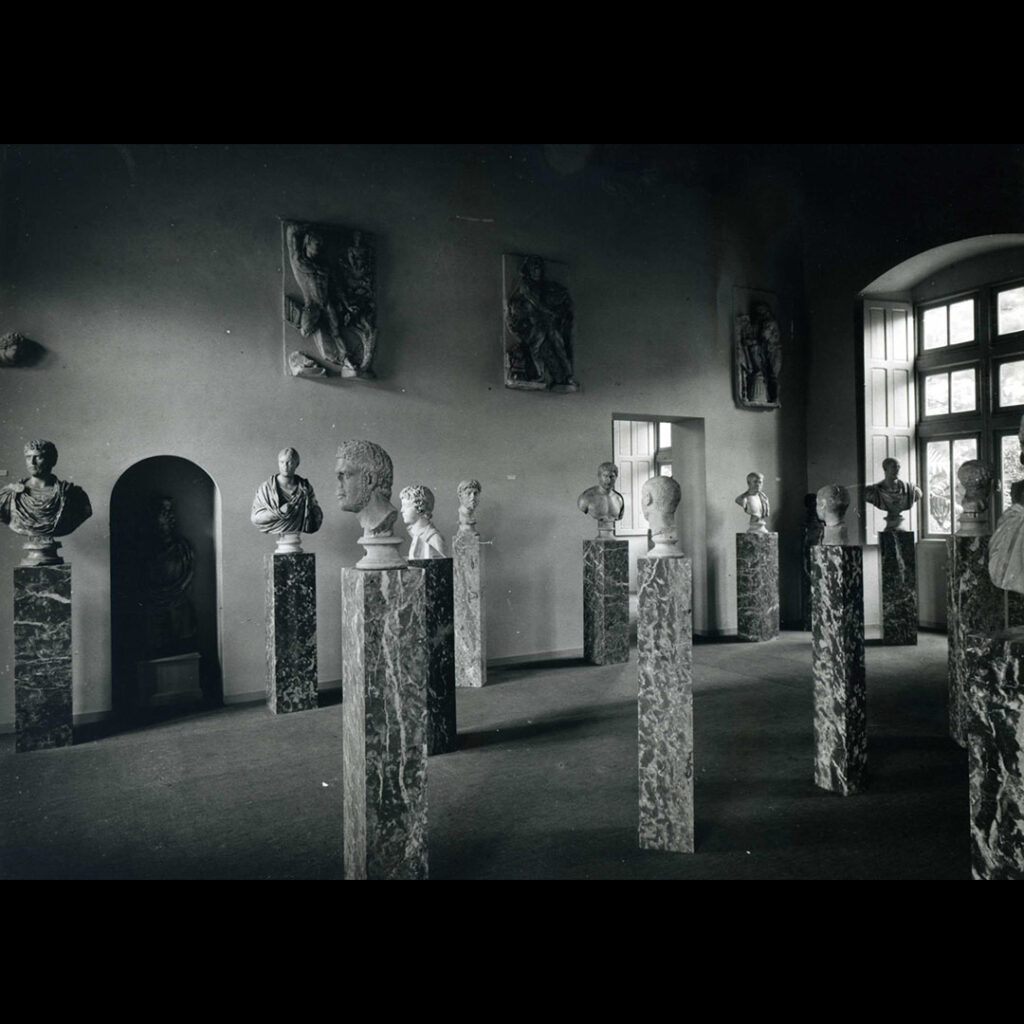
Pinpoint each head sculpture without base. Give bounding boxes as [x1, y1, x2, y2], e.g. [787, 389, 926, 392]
[864, 457, 921, 532]
[956, 459, 994, 536]
[577, 461, 625, 539]
[0, 439, 92, 565]
[641, 475, 683, 557]
[735, 471, 771, 534]
[989, 480, 1024, 593]
[335, 439, 406, 569]
[457, 478, 482, 535]
[251, 446, 324, 554]
[401, 483, 447, 559]
[816, 484, 850, 545]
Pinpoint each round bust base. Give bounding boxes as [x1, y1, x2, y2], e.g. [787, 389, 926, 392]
[649, 537, 684, 558]
[355, 535, 408, 570]
[746, 520, 770, 534]
[956, 518, 990, 537]
[21, 536, 63, 567]
[274, 532, 303, 554]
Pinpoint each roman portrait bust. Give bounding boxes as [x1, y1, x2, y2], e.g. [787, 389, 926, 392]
[335, 439, 406, 569]
[251, 447, 324, 553]
[641, 475, 683, 558]
[400, 484, 447, 559]
[578, 462, 625, 539]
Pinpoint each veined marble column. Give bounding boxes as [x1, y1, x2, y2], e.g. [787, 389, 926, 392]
[967, 629, 1024, 880]
[583, 538, 629, 665]
[736, 532, 779, 641]
[637, 555, 693, 853]
[265, 552, 318, 714]
[811, 546, 866, 795]
[14, 565, 73, 753]
[342, 566, 428, 880]
[453, 532, 486, 688]
[947, 536, 1002, 748]
[879, 531, 917, 645]
[408, 557, 457, 755]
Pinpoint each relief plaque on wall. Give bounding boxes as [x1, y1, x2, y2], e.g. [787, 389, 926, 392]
[502, 253, 579, 392]
[282, 219, 377, 381]
[734, 288, 787, 410]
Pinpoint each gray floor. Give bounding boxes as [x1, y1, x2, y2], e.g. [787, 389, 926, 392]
[0, 630, 968, 880]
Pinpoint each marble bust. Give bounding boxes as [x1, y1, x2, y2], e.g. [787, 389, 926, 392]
[734, 472, 771, 534]
[641, 475, 683, 557]
[864, 458, 921, 532]
[816, 484, 850, 546]
[989, 481, 1024, 593]
[0, 439, 92, 565]
[250, 447, 324, 553]
[400, 484, 447, 559]
[457, 479, 481, 536]
[144, 495, 197, 657]
[577, 462, 625, 539]
[335, 439, 405, 568]
[956, 459, 995, 536]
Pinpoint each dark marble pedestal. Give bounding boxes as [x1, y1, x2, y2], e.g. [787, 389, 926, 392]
[409, 557, 457, 755]
[637, 555, 693, 853]
[736, 532, 779, 641]
[14, 565, 74, 753]
[967, 630, 1024, 879]
[453, 532, 486, 687]
[811, 546, 866, 795]
[342, 566, 428, 880]
[583, 539, 629, 665]
[879, 530, 917, 646]
[948, 536, 1002, 748]
[266, 552, 318, 714]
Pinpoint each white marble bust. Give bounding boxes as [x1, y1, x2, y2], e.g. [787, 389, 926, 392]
[250, 447, 323, 553]
[989, 481, 1024, 593]
[400, 484, 447, 559]
[641, 475, 683, 557]
[578, 462, 625, 539]
[734, 472, 771, 534]
[335, 439, 405, 569]
[457, 478, 481, 536]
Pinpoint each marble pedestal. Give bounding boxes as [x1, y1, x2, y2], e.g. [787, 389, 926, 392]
[811, 546, 866, 795]
[409, 557, 457, 755]
[879, 531, 917, 645]
[342, 567, 428, 880]
[967, 631, 1024, 879]
[266, 553, 318, 714]
[736, 532, 779, 641]
[947, 536, 1002, 748]
[583, 539, 629, 665]
[14, 565, 73, 753]
[637, 555, 693, 853]
[453, 532, 486, 688]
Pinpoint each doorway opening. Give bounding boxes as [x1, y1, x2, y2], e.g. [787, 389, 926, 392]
[612, 413, 708, 634]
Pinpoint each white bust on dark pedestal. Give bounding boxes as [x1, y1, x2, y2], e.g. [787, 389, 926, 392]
[400, 484, 447, 559]
[734, 471, 771, 534]
[641, 475, 683, 557]
[816, 484, 850, 546]
[578, 462, 625, 539]
[335, 439, 406, 569]
[251, 447, 323, 554]
[0, 439, 92, 565]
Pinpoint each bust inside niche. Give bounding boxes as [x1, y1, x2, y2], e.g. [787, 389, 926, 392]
[816, 484, 850, 546]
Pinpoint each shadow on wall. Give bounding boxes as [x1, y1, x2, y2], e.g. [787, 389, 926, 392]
[109, 456, 222, 719]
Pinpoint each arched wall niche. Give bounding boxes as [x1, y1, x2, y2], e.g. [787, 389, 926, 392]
[109, 456, 223, 718]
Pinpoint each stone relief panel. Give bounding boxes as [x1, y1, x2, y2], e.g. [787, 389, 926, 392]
[734, 288, 787, 410]
[502, 253, 578, 392]
[282, 220, 377, 381]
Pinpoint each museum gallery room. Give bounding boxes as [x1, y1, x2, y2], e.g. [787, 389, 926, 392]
[2, 142, 1024, 881]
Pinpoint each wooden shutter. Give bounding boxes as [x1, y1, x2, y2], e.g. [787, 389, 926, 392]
[863, 299, 916, 544]
[613, 418, 657, 534]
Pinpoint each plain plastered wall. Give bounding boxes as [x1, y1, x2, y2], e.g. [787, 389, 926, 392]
[0, 143, 807, 722]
